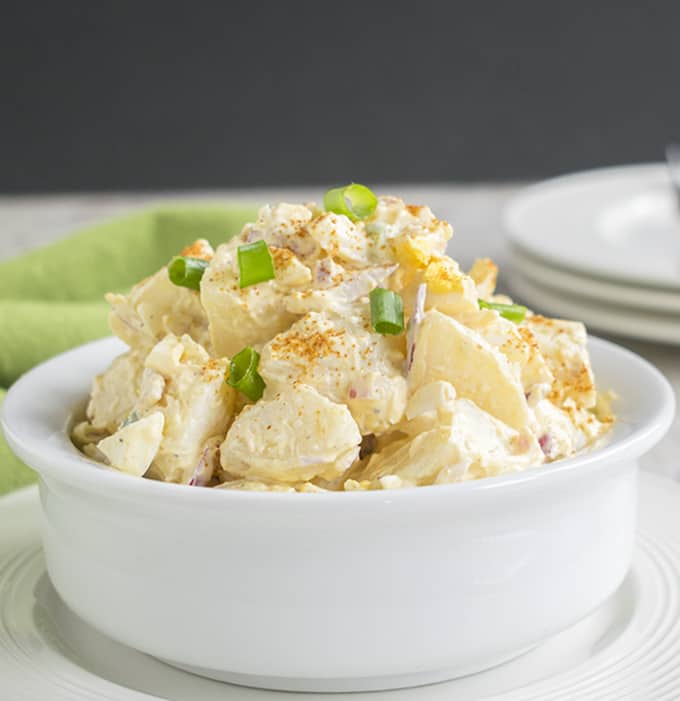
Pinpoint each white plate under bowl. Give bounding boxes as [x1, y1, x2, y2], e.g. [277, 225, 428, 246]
[504, 163, 680, 290]
[510, 246, 680, 314]
[3, 471, 680, 700]
[507, 274, 680, 345]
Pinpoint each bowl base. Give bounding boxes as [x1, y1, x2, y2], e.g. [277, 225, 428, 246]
[156, 647, 534, 693]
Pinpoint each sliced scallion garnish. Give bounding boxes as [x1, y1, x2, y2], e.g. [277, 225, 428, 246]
[478, 299, 527, 323]
[168, 256, 208, 290]
[369, 287, 404, 335]
[323, 183, 378, 221]
[237, 240, 275, 288]
[227, 347, 266, 401]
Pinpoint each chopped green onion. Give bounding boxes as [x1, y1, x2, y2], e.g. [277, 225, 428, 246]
[323, 183, 378, 221]
[478, 299, 527, 323]
[168, 256, 208, 290]
[370, 287, 404, 335]
[227, 347, 266, 401]
[238, 240, 275, 288]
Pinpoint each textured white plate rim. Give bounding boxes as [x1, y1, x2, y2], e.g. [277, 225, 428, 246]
[508, 274, 680, 346]
[504, 162, 680, 291]
[1, 336, 675, 507]
[3, 472, 680, 700]
[509, 246, 680, 315]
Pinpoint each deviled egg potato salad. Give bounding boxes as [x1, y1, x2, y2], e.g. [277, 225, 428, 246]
[73, 185, 613, 492]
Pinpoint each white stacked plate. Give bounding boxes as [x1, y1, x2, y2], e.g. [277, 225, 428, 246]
[504, 163, 680, 344]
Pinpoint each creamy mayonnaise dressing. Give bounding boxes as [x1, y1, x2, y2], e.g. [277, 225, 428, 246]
[73, 195, 613, 491]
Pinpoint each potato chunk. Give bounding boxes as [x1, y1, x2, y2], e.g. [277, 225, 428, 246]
[200, 241, 300, 358]
[106, 240, 212, 352]
[220, 384, 361, 483]
[359, 397, 542, 487]
[523, 315, 597, 408]
[409, 310, 530, 431]
[259, 311, 407, 434]
[85, 350, 148, 433]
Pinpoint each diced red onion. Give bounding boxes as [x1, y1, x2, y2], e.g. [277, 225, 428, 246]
[188, 439, 220, 486]
[538, 433, 553, 457]
[315, 258, 333, 286]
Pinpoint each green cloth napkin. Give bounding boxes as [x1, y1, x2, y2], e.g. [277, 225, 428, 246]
[0, 203, 259, 496]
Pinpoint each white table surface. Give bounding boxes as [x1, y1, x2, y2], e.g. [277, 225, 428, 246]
[0, 185, 677, 480]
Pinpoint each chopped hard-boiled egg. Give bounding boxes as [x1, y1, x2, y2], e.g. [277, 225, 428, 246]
[97, 411, 165, 477]
[142, 334, 236, 484]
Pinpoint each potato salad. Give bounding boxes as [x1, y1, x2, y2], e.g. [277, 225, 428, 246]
[73, 185, 613, 492]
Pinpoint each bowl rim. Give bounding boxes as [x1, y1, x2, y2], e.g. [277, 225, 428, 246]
[1, 334, 675, 506]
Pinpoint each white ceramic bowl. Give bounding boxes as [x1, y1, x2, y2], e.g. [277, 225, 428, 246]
[1, 337, 675, 692]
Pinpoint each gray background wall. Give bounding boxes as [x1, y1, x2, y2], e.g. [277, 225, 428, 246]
[2, 1, 679, 191]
